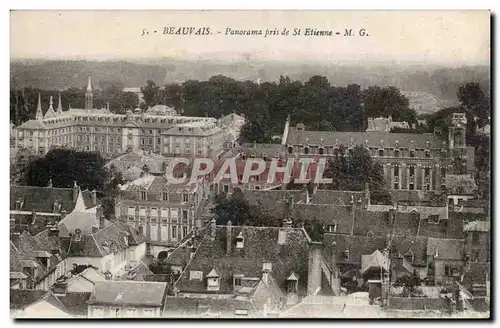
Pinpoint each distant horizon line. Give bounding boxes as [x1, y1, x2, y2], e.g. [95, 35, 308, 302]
[9, 56, 490, 68]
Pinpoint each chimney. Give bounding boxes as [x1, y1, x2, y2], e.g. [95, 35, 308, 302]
[72, 181, 79, 203]
[307, 242, 323, 295]
[91, 189, 97, 206]
[262, 269, 269, 284]
[96, 205, 105, 229]
[364, 183, 371, 207]
[11, 232, 21, 250]
[60, 209, 68, 219]
[48, 226, 60, 239]
[226, 220, 232, 254]
[210, 218, 216, 240]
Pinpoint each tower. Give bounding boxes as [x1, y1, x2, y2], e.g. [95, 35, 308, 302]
[57, 93, 63, 114]
[35, 93, 43, 120]
[448, 113, 467, 150]
[448, 112, 468, 174]
[85, 76, 93, 109]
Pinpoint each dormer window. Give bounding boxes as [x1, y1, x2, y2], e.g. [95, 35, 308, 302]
[327, 223, 337, 233]
[263, 262, 272, 272]
[183, 194, 189, 203]
[233, 274, 243, 289]
[235, 232, 245, 249]
[319, 147, 324, 155]
[140, 191, 147, 200]
[288, 146, 293, 154]
[303, 147, 309, 155]
[394, 149, 400, 158]
[410, 150, 415, 158]
[405, 250, 414, 263]
[425, 150, 431, 158]
[206, 268, 220, 291]
[379, 149, 384, 157]
[344, 249, 350, 260]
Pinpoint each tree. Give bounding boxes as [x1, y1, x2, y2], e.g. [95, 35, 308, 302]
[23, 148, 111, 191]
[141, 80, 160, 108]
[323, 145, 386, 191]
[457, 82, 490, 128]
[362, 86, 416, 126]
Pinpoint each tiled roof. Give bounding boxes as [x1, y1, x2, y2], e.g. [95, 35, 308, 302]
[10, 186, 78, 213]
[176, 226, 311, 296]
[322, 234, 387, 266]
[120, 174, 198, 193]
[463, 221, 489, 232]
[66, 222, 146, 258]
[426, 238, 465, 260]
[361, 250, 389, 275]
[88, 281, 168, 307]
[58, 211, 111, 235]
[389, 236, 428, 265]
[286, 127, 445, 149]
[163, 296, 254, 318]
[10, 289, 48, 310]
[57, 292, 91, 317]
[17, 120, 47, 130]
[309, 190, 367, 206]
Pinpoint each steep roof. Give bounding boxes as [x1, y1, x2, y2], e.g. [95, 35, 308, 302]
[426, 238, 465, 260]
[10, 289, 48, 310]
[322, 234, 387, 266]
[58, 211, 111, 235]
[57, 292, 91, 317]
[87, 281, 167, 307]
[17, 119, 47, 130]
[10, 186, 78, 213]
[176, 226, 311, 296]
[286, 126, 445, 149]
[389, 235, 429, 265]
[361, 250, 389, 275]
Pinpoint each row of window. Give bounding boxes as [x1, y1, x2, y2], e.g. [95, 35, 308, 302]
[287, 145, 446, 158]
[139, 192, 190, 202]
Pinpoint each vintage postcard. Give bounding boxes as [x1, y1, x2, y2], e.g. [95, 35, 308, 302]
[9, 10, 491, 319]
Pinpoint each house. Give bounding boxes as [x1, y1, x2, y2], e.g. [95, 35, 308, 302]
[87, 281, 168, 318]
[172, 219, 338, 317]
[10, 227, 67, 291]
[65, 221, 146, 277]
[10, 289, 72, 318]
[10, 182, 99, 235]
[426, 238, 465, 285]
[63, 267, 106, 293]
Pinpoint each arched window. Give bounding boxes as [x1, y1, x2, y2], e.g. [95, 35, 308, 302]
[319, 147, 324, 155]
[304, 147, 309, 155]
[288, 146, 293, 154]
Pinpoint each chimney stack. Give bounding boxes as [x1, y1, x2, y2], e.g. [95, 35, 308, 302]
[49, 226, 60, 239]
[91, 189, 97, 206]
[226, 220, 232, 254]
[72, 181, 79, 203]
[96, 205, 105, 230]
[210, 218, 216, 240]
[262, 269, 269, 284]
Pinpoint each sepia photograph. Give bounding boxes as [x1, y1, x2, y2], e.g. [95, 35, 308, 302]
[8, 10, 491, 319]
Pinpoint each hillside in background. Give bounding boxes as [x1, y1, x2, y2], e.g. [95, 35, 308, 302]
[10, 59, 489, 115]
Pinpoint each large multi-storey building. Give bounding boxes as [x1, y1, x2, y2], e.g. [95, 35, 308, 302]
[281, 113, 476, 191]
[13, 78, 227, 158]
[115, 172, 208, 247]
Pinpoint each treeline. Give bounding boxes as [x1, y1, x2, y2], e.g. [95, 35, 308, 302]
[10, 80, 139, 125]
[140, 75, 417, 143]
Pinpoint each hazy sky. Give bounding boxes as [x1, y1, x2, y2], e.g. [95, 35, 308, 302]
[10, 10, 490, 64]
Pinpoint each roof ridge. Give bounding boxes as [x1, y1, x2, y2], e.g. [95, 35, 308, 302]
[12, 185, 74, 191]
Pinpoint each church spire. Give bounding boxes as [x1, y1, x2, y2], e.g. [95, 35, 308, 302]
[57, 93, 63, 114]
[44, 95, 57, 118]
[87, 76, 93, 92]
[35, 93, 43, 120]
[85, 76, 94, 109]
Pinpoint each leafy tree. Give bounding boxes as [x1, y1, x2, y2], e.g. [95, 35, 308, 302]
[149, 260, 174, 275]
[22, 148, 110, 192]
[141, 80, 160, 108]
[362, 86, 416, 125]
[457, 82, 490, 128]
[323, 145, 386, 191]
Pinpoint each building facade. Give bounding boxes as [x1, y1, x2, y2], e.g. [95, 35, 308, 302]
[282, 113, 475, 191]
[115, 174, 208, 247]
[13, 78, 226, 158]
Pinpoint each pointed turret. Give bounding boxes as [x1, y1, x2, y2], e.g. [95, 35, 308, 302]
[57, 93, 63, 114]
[85, 76, 94, 109]
[87, 76, 93, 92]
[35, 93, 43, 120]
[44, 95, 57, 119]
